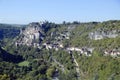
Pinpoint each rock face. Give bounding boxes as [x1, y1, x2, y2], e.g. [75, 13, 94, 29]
[89, 29, 119, 40]
[16, 22, 45, 47]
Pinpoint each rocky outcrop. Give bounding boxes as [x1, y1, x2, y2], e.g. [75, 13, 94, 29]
[15, 22, 45, 47]
[89, 29, 119, 40]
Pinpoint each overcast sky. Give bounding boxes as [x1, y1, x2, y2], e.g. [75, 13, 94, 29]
[0, 0, 120, 24]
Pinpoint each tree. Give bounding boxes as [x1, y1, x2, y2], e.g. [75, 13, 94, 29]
[46, 67, 56, 79]
[0, 74, 10, 80]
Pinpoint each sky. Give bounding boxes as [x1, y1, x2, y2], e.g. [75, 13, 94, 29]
[0, 0, 120, 24]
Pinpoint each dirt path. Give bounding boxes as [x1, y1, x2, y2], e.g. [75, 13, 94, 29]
[53, 58, 65, 72]
[72, 54, 81, 80]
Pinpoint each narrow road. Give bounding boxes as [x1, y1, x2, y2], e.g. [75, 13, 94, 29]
[52, 58, 65, 80]
[72, 53, 81, 80]
[52, 58, 65, 72]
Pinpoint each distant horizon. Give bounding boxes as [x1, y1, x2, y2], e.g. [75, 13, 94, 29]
[0, 0, 120, 24]
[1, 19, 120, 25]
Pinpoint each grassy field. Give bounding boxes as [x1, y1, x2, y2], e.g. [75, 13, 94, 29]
[18, 61, 29, 66]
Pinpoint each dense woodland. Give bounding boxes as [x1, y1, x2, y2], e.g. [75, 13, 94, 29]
[0, 20, 120, 80]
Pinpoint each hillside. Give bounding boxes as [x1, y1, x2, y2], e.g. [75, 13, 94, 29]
[0, 23, 25, 40]
[0, 47, 23, 63]
[0, 20, 120, 80]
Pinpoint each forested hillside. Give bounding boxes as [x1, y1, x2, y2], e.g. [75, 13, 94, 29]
[0, 20, 120, 80]
[0, 23, 25, 39]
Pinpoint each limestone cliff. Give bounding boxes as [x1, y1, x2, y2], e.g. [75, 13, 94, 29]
[15, 22, 45, 47]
